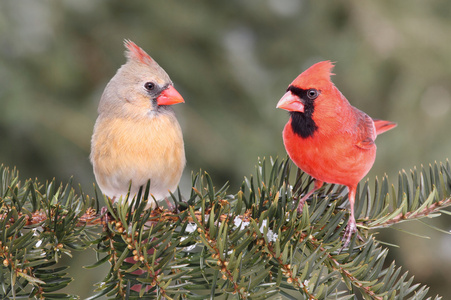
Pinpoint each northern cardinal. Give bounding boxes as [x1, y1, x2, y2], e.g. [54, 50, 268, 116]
[277, 61, 396, 246]
[90, 40, 186, 208]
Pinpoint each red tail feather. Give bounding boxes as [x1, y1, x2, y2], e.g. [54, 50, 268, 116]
[373, 119, 397, 135]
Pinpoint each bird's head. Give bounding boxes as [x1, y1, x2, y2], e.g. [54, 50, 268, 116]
[277, 61, 340, 138]
[277, 60, 335, 115]
[99, 40, 184, 118]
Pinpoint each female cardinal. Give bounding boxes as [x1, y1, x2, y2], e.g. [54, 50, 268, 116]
[277, 61, 396, 246]
[90, 40, 186, 208]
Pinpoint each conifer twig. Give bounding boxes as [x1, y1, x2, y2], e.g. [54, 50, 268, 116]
[370, 198, 451, 228]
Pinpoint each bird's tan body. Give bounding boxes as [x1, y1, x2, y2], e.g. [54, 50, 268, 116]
[90, 40, 186, 208]
[91, 110, 185, 205]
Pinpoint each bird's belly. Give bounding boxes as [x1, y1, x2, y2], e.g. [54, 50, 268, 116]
[105, 144, 184, 198]
[284, 131, 376, 186]
[91, 116, 186, 200]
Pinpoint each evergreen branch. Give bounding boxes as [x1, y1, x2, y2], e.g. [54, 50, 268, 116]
[370, 197, 451, 229]
[0, 158, 449, 299]
[0, 207, 100, 227]
[0, 164, 95, 298]
[362, 160, 451, 231]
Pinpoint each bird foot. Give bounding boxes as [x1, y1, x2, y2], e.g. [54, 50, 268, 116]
[296, 196, 307, 214]
[295, 197, 303, 214]
[342, 221, 357, 248]
[164, 197, 178, 213]
[100, 206, 111, 226]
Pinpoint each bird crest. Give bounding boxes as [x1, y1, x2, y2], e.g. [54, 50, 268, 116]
[292, 60, 335, 89]
[124, 39, 154, 65]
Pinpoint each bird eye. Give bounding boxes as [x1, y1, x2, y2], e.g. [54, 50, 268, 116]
[144, 82, 155, 91]
[307, 89, 319, 100]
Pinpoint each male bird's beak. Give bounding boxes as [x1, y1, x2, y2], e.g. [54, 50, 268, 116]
[276, 91, 304, 113]
[156, 85, 185, 106]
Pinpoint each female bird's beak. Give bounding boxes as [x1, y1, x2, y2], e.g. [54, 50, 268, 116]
[156, 85, 185, 106]
[276, 91, 304, 112]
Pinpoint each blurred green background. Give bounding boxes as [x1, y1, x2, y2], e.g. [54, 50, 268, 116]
[1, 0, 450, 298]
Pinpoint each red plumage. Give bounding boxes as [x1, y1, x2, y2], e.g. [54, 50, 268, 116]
[277, 61, 396, 246]
[124, 39, 154, 65]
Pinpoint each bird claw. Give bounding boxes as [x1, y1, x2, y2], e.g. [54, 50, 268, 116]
[164, 197, 178, 213]
[341, 220, 358, 249]
[296, 199, 303, 215]
[296, 206, 303, 214]
[100, 206, 111, 226]
[165, 197, 188, 214]
[295, 196, 307, 214]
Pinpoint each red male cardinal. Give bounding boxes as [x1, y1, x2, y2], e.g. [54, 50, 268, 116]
[90, 40, 185, 208]
[277, 61, 396, 246]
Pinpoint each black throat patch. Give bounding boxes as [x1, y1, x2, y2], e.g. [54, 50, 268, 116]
[287, 86, 318, 138]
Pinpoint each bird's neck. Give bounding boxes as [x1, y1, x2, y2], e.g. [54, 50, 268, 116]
[289, 112, 318, 139]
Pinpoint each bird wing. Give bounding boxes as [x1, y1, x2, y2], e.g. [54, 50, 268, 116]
[353, 107, 376, 150]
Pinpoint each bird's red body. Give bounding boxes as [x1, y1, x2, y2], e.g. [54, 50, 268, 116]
[277, 61, 396, 246]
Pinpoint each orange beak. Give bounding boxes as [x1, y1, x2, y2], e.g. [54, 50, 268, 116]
[276, 91, 304, 112]
[156, 85, 185, 106]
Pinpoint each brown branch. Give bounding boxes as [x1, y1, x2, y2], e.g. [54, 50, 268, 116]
[0, 201, 236, 229]
[370, 197, 451, 228]
[0, 208, 102, 227]
[299, 234, 383, 299]
[327, 251, 383, 300]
